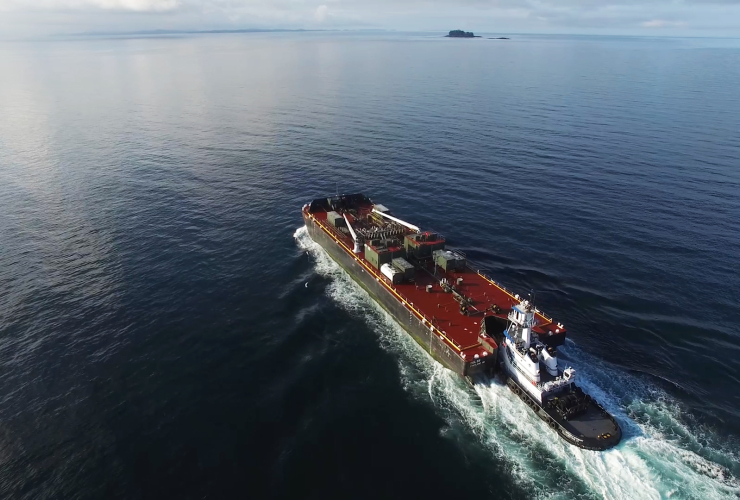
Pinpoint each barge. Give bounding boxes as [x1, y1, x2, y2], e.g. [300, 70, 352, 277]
[302, 193, 621, 450]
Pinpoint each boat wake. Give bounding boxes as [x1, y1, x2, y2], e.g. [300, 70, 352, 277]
[294, 226, 739, 500]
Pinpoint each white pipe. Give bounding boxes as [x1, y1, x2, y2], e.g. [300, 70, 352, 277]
[521, 327, 531, 348]
[372, 208, 420, 232]
[343, 214, 362, 253]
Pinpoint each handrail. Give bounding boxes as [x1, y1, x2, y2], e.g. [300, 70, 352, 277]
[308, 209, 556, 339]
[474, 269, 554, 325]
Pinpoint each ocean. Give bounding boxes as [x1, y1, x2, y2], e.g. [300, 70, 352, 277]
[0, 32, 739, 499]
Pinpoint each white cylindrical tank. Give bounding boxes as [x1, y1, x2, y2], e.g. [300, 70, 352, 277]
[540, 348, 558, 376]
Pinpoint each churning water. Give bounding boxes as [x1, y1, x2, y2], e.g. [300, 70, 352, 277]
[296, 225, 739, 500]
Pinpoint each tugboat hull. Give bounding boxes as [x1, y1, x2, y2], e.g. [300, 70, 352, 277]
[504, 376, 621, 451]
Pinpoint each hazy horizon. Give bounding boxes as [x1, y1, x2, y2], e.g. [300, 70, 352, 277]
[0, 0, 738, 40]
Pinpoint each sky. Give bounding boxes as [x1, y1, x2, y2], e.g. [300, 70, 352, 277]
[0, 0, 738, 38]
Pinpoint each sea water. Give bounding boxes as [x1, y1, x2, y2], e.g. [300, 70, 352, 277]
[0, 32, 738, 499]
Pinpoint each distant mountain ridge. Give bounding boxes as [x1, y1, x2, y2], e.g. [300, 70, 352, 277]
[64, 28, 326, 37]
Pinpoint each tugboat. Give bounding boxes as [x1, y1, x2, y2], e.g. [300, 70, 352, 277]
[499, 299, 621, 450]
[302, 193, 622, 450]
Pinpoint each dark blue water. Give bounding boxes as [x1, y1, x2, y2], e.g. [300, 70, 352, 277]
[1, 32, 739, 499]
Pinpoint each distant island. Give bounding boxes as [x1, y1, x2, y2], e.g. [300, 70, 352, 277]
[489, 37, 510, 40]
[445, 30, 480, 38]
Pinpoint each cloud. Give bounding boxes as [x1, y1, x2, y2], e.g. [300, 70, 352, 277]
[0, 0, 180, 11]
[95, 0, 178, 10]
[641, 19, 688, 28]
[314, 4, 328, 22]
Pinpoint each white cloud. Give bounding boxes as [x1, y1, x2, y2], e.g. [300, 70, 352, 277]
[314, 4, 328, 22]
[96, 0, 179, 10]
[0, 0, 179, 11]
[641, 19, 687, 28]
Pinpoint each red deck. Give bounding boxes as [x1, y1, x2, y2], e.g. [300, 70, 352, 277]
[304, 203, 566, 362]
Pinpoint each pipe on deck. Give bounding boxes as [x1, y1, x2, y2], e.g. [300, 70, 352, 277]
[372, 208, 420, 232]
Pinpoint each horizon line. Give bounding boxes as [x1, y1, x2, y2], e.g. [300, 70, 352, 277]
[49, 28, 739, 40]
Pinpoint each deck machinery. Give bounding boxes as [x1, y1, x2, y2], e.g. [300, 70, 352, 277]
[302, 193, 621, 450]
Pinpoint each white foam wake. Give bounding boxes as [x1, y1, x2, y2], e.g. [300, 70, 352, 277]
[294, 226, 739, 500]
